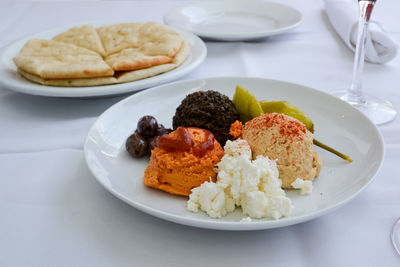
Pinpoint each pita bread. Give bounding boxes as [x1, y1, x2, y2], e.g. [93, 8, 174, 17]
[18, 68, 117, 86]
[137, 22, 182, 58]
[13, 39, 113, 79]
[105, 47, 174, 71]
[97, 23, 143, 56]
[99, 22, 183, 71]
[14, 22, 191, 87]
[97, 22, 182, 59]
[17, 41, 190, 87]
[117, 41, 190, 83]
[52, 25, 106, 57]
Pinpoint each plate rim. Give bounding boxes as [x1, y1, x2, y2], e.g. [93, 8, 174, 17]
[163, 1, 303, 41]
[83, 76, 385, 231]
[0, 21, 207, 98]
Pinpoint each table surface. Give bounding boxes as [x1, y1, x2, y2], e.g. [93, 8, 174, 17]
[1, 0, 399, 266]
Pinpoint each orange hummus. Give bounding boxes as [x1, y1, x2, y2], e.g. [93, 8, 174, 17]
[144, 127, 224, 196]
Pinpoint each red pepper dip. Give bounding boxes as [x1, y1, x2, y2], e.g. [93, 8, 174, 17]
[144, 127, 224, 196]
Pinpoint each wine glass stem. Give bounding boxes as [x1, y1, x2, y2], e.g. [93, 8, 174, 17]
[348, 0, 375, 105]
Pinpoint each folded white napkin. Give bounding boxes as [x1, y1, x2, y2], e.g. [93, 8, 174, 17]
[324, 0, 397, 64]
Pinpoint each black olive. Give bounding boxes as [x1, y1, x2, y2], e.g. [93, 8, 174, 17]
[156, 124, 172, 136]
[137, 116, 158, 137]
[148, 136, 160, 151]
[126, 131, 148, 157]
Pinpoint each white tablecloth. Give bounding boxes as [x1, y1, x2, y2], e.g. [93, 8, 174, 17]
[1, 1, 399, 266]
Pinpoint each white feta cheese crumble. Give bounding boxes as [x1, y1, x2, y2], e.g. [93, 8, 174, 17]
[291, 178, 313, 195]
[187, 181, 235, 218]
[187, 139, 292, 220]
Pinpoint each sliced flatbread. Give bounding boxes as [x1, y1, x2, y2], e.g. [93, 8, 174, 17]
[52, 25, 106, 57]
[97, 23, 143, 56]
[17, 68, 117, 86]
[13, 39, 113, 79]
[97, 22, 182, 60]
[105, 46, 174, 71]
[117, 41, 190, 83]
[137, 22, 182, 58]
[17, 41, 190, 87]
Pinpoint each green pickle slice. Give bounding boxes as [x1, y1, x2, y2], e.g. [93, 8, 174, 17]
[260, 100, 314, 133]
[232, 85, 264, 122]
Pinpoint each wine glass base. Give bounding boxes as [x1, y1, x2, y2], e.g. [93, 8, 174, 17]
[392, 218, 400, 256]
[333, 91, 397, 125]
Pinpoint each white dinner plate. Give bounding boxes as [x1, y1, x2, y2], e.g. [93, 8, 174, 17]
[0, 22, 206, 98]
[84, 77, 384, 231]
[164, 1, 302, 41]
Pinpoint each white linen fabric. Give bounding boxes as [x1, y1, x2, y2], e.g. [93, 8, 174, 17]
[324, 0, 398, 63]
[0, 1, 399, 266]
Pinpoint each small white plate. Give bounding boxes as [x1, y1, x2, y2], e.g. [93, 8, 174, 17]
[0, 22, 206, 98]
[84, 77, 384, 231]
[164, 1, 302, 41]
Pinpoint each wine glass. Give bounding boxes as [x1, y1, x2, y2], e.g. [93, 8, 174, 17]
[332, 0, 398, 255]
[333, 0, 397, 125]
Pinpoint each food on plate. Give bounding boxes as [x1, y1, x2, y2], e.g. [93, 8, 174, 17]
[123, 85, 352, 221]
[312, 139, 352, 162]
[13, 39, 114, 79]
[13, 22, 190, 87]
[232, 85, 352, 162]
[187, 139, 292, 219]
[137, 115, 159, 136]
[232, 85, 264, 122]
[261, 100, 352, 162]
[53, 25, 106, 57]
[126, 131, 148, 158]
[291, 178, 313, 195]
[173, 90, 239, 145]
[105, 48, 173, 71]
[97, 22, 182, 57]
[232, 85, 314, 131]
[229, 120, 242, 139]
[96, 22, 143, 56]
[242, 113, 322, 188]
[143, 127, 224, 196]
[260, 100, 314, 133]
[126, 116, 171, 158]
[229, 115, 318, 192]
[100, 22, 182, 70]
